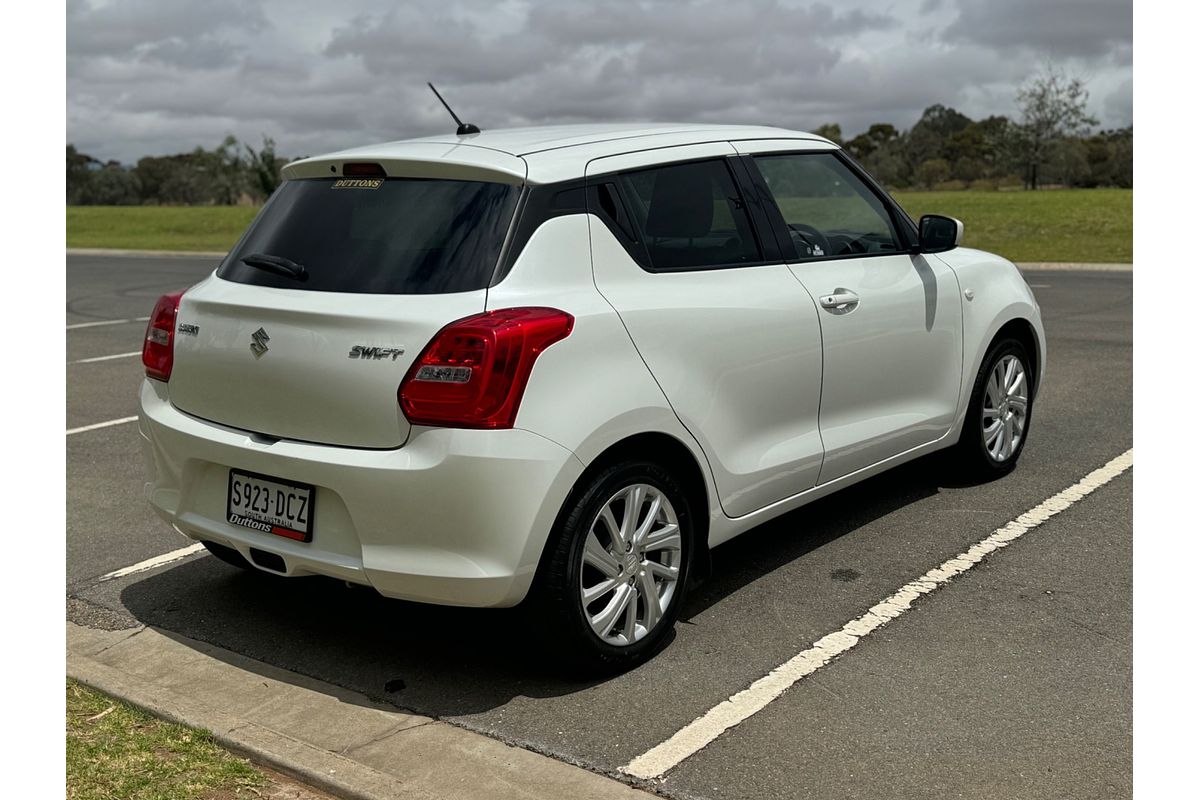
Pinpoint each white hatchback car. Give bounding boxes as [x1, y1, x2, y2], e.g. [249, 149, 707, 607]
[139, 123, 1044, 669]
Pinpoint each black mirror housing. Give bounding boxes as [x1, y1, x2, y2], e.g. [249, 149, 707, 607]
[917, 214, 963, 253]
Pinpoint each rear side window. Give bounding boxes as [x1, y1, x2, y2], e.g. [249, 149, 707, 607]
[218, 178, 518, 294]
[617, 159, 762, 270]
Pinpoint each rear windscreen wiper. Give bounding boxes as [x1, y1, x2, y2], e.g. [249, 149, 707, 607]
[240, 253, 308, 281]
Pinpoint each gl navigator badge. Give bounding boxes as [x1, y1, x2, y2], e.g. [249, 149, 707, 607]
[250, 327, 270, 358]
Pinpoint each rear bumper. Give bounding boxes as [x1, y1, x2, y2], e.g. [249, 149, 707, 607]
[138, 379, 584, 607]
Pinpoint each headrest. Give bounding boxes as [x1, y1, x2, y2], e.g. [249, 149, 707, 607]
[644, 166, 713, 238]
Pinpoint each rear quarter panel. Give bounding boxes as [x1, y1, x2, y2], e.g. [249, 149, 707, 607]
[487, 213, 724, 523]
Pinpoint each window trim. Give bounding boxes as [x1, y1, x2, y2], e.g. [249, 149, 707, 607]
[741, 149, 920, 265]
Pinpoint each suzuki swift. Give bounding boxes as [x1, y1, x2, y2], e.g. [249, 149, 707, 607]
[139, 123, 1044, 669]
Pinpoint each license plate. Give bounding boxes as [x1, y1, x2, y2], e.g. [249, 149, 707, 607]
[227, 469, 315, 542]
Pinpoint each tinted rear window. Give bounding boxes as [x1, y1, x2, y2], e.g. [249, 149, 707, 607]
[218, 178, 518, 294]
[617, 159, 762, 270]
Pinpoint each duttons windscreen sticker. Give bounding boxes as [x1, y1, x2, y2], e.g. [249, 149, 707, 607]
[332, 178, 383, 189]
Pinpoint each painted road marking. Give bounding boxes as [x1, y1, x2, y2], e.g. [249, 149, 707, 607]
[67, 316, 149, 330]
[71, 350, 142, 364]
[623, 448, 1134, 780]
[67, 416, 138, 436]
[97, 543, 206, 582]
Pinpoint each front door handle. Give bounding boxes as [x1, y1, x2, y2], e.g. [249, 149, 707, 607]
[819, 288, 859, 314]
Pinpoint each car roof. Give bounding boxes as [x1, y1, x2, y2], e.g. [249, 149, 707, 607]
[283, 123, 834, 185]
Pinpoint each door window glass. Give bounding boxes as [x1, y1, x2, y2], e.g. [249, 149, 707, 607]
[618, 159, 762, 270]
[754, 153, 900, 260]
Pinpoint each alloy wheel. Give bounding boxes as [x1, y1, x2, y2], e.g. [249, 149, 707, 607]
[579, 483, 682, 646]
[982, 354, 1029, 462]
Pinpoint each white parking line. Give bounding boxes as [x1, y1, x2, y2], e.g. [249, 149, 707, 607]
[97, 543, 206, 582]
[66, 416, 138, 436]
[67, 316, 149, 330]
[71, 351, 142, 365]
[622, 448, 1134, 780]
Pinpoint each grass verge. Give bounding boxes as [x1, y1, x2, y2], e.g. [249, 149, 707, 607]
[891, 188, 1131, 263]
[66, 680, 264, 800]
[66, 206, 257, 252]
[66, 188, 1132, 263]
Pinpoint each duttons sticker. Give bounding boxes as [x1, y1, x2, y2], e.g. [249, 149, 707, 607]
[332, 178, 383, 189]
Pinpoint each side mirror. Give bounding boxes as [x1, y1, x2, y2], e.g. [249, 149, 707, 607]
[917, 214, 963, 253]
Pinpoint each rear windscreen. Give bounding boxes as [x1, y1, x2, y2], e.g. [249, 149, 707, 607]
[217, 177, 519, 294]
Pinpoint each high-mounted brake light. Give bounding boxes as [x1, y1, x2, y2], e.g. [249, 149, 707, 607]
[399, 307, 574, 429]
[142, 290, 186, 381]
[342, 162, 386, 177]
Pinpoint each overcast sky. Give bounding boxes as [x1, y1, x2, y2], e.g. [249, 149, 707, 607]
[66, 0, 1132, 164]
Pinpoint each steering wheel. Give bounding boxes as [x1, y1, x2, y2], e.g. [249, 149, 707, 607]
[826, 232, 870, 256]
[786, 223, 830, 259]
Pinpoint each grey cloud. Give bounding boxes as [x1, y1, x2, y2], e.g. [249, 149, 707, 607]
[67, 0, 267, 58]
[66, 0, 1132, 165]
[943, 0, 1130, 59]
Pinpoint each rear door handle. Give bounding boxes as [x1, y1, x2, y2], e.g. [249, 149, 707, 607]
[819, 289, 859, 313]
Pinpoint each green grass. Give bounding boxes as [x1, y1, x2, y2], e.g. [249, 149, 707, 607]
[891, 188, 1131, 263]
[66, 188, 1132, 262]
[66, 206, 257, 252]
[66, 680, 264, 800]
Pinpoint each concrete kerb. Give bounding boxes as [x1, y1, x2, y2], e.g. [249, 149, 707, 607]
[66, 622, 655, 800]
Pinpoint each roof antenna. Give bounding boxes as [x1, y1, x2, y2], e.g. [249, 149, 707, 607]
[427, 82, 480, 136]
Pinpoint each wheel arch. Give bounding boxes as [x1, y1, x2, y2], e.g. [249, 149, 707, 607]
[990, 317, 1042, 397]
[534, 431, 714, 590]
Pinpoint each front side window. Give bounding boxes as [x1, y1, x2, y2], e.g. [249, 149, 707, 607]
[617, 159, 762, 270]
[754, 153, 901, 261]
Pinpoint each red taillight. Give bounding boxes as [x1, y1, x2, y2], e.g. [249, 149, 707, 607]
[399, 307, 574, 429]
[142, 290, 185, 381]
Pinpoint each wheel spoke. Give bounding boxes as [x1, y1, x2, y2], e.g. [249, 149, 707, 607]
[1003, 356, 1017, 390]
[633, 494, 662, 546]
[1008, 395, 1028, 413]
[988, 369, 1003, 408]
[641, 523, 681, 553]
[621, 589, 638, 642]
[583, 531, 621, 578]
[638, 569, 662, 630]
[582, 575, 621, 605]
[1001, 417, 1014, 459]
[590, 583, 633, 638]
[598, 506, 623, 548]
[645, 561, 680, 581]
[1007, 367, 1026, 397]
[621, 484, 646, 543]
[983, 418, 1003, 446]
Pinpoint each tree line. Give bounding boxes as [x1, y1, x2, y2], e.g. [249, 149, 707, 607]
[66, 68, 1130, 204]
[812, 67, 1131, 191]
[66, 135, 287, 206]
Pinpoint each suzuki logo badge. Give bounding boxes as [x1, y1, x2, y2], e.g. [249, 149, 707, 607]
[250, 327, 270, 358]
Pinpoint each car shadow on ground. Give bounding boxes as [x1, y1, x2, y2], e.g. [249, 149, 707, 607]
[118, 450, 985, 719]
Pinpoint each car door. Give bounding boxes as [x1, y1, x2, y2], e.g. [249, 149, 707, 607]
[736, 143, 964, 484]
[585, 144, 825, 518]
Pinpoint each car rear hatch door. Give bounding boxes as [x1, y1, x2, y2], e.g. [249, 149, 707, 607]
[167, 163, 522, 449]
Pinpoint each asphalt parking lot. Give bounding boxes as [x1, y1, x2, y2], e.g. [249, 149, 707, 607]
[66, 253, 1132, 799]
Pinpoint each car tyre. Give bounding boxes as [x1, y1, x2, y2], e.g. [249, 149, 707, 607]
[532, 460, 693, 673]
[955, 337, 1034, 477]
